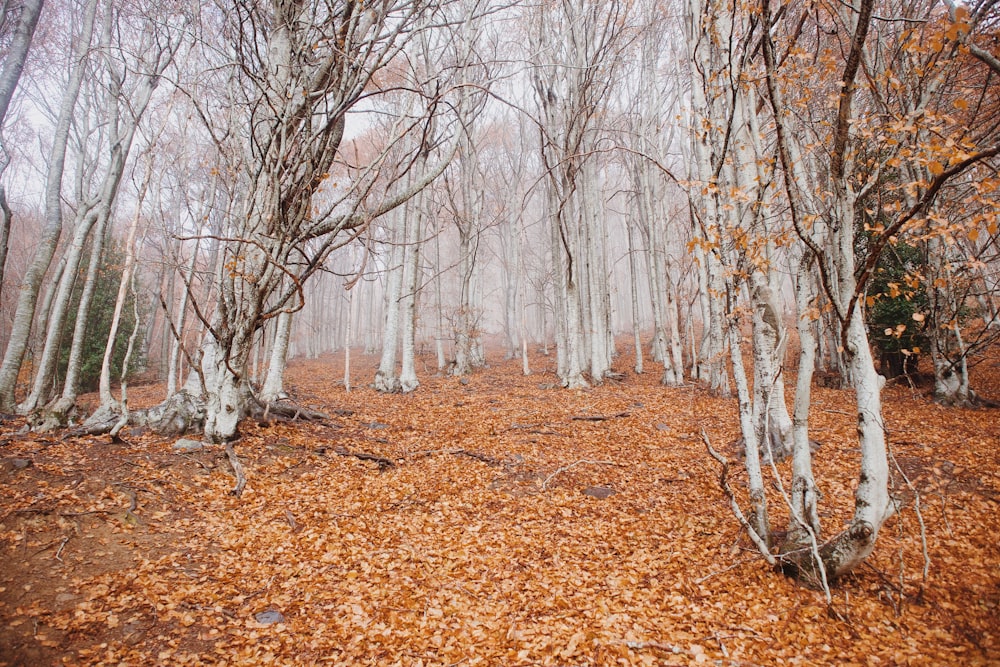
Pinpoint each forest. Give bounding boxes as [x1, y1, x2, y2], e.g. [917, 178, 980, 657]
[0, 0, 998, 664]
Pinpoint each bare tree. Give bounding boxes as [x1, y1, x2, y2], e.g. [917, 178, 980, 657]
[0, 0, 45, 293]
[0, 0, 96, 411]
[164, 0, 470, 441]
[528, 0, 635, 388]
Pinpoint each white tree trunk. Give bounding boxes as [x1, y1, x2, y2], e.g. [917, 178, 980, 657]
[344, 287, 353, 392]
[0, 0, 45, 293]
[788, 252, 821, 542]
[627, 220, 643, 374]
[374, 210, 404, 392]
[166, 240, 200, 396]
[728, 308, 769, 544]
[202, 335, 251, 444]
[260, 310, 293, 404]
[98, 147, 153, 409]
[0, 0, 97, 410]
[19, 206, 100, 413]
[663, 272, 685, 386]
[750, 279, 792, 462]
[399, 200, 422, 393]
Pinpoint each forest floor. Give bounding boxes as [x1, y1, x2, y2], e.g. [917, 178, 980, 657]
[1, 347, 998, 666]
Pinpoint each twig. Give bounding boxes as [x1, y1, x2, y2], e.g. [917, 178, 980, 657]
[451, 449, 502, 467]
[570, 411, 630, 421]
[702, 429, 777, 566]
[225, 442, 247, 498]
[714, 632, 729, 658]
[331, 446, 394, 469]
[889, 448, 931, 582]
[694, 557, 758, 584]
[179, 453, 212, 469]
[55, 536, 69, 562]
[409, 449, 505, 467]
[934, 491, 953, 537]
[760, 365, 832, 602]
[862, 561, 905, 594]
[608, 639, 682, 654]
[30, 536, 70, 559]
[16, 508, 114, 517]
[541, 459, 619, 490]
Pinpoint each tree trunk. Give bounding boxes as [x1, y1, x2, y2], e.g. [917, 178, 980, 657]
[750, 278, 792, 463]
[375, 210, 404, 393]
[344, 287, 353, 392]
[787, 252, 821, 545]
[21, 8, 166, 420]
[18, 207, 99, 414]
[627, 219, 643, 374]
[260, 310, 293, 404]
[399, 198, 422, 393]
[201, 335, 252, 444]
[166, 239, 200, 396]
[728, 305, 769, 545]
[59, 206, 112, 408]
[0, 0, 45, 293]
[0, 0, 97, 410]
[98, 166, 146, 410]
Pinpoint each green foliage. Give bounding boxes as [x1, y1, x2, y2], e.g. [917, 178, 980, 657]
[59, 239, 147, 393]
[861, 235, 928, 376]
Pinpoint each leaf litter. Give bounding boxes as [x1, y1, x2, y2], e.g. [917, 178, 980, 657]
[0, 348, 998, 665]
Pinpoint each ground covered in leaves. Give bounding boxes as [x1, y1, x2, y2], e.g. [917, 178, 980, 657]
[1, 348, 999, 666]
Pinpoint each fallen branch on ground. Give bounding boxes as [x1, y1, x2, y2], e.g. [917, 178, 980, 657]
[451, 449, 503, 467]
[327, 446, 394, 469]
[541, 459, 620, 490]
[570, 411, 630, 421]
[702, 428, 776, 566]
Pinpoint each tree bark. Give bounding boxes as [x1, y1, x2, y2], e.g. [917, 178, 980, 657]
[399, 196, 422, 393]
[0, 0, 45, 293]
[375, 210, 404, 392]
[260, 310, 293, 404]
[0, 0, 97, 410]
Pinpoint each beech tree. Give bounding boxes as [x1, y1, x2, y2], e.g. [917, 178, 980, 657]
[18, 0, 179, 425]
[75, 0, 473, 441]
[528, 0, 634, 388]
[0, 0, 97, 412]
[620, 0, 687, 386]
[0, 0, 44, 293]
[753, 0, 1000, 582]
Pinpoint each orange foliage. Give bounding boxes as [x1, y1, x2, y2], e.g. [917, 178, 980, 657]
[1, 348, 998, 665]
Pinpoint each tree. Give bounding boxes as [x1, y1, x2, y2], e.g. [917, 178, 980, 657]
[0, 0, 97, 411]
[19, 0, 178, 422]
[0, 0, 45, 294]
[527, 0, 634, 389]
[172, 0, 470, 441]
[758, 0, 1000, 581]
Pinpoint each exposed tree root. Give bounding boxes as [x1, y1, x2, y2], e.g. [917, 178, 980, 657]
[250, 395, 329, 425]
[72, 391, 207, 439]
[69, 391, 332, 441]
[225, 441, 247, 497]
[933, 387, 999, 409]
[317, 445, 394, 469]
